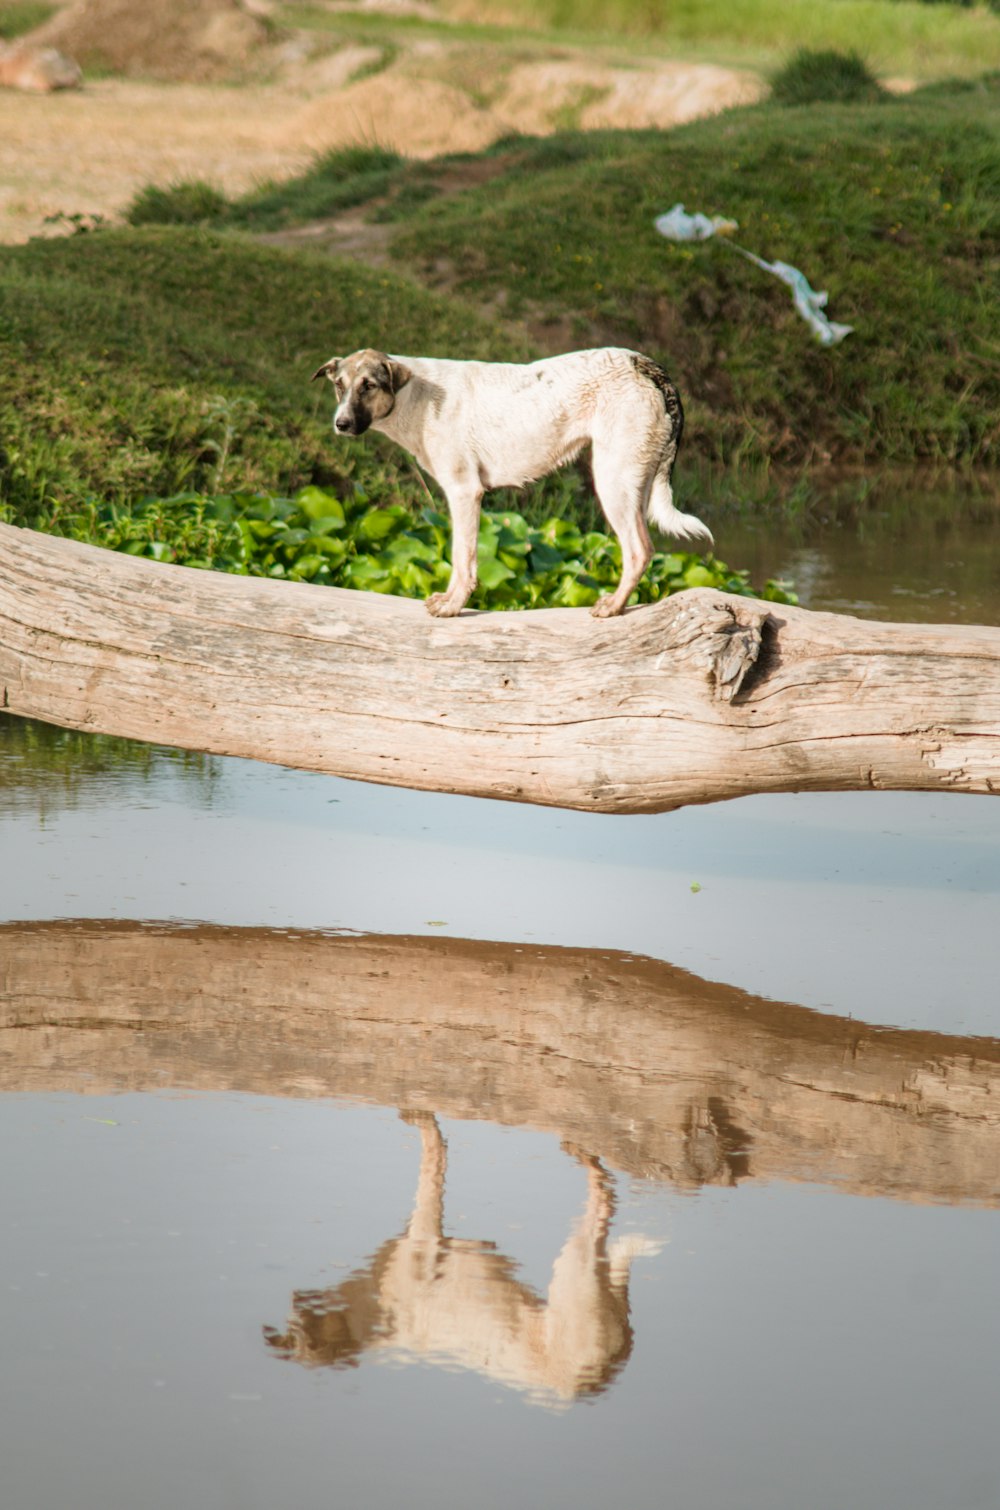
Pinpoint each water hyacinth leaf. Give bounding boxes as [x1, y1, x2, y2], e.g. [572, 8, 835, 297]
[583, 531, 616, 556]
[244, 517, 281, 541]
[288, 554, 326, 580]
[304, 535, 349, 561]
[683, 563, 719, 588]
[383, 533, 438, 567]
[296, 486, 346, 526]
[342, 557, 390, 585]
[526, 539, 565, 571]
[495, 527, 530, 559]
[542, 518, 583, 550]
[303, 514, 346, 537]
[391, 562, 435, 596]
[477, 554, 517, 590]
[477, 520, 502, 560]
[39, 486, 795, 608]
[354, 505, 409, 542]
[555, 575, 600, 608]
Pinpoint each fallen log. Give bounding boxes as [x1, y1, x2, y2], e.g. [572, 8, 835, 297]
[3, 921, 999, 1205]
[1, 519, 999, 812]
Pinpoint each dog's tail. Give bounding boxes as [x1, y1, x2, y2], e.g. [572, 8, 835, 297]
[633, 355, 714, 551]
[646, 484, 714, 550]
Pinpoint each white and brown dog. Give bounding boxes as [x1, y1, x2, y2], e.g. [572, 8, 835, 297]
[312, 346, 713, 617]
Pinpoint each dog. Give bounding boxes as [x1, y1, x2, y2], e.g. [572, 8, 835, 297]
[263, 1111, 660, 1403]
[312, 346, 713, 618]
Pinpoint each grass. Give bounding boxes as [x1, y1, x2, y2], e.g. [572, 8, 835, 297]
[127, 181, 232, 228]
[118, 79, 1000, 471]
[377, 82, 1000, 468]
[431, 0, 1000, 79]
[0, 1, 55, 39]
[127, 148, 408, 233]
[0, 226, 529, 515]
[216, 146, 405, 231]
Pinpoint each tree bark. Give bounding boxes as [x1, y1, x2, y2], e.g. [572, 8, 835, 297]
[3, 921, 999, 1206]
[1, 520, 999, 812]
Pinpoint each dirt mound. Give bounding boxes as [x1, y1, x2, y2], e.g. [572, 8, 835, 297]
[277, 53, 764, 160]
[497, 58, 763, 134]
[276, 72, 505, 158]
[33, 0, 271, 83]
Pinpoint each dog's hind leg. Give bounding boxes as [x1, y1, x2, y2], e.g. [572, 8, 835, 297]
[589, 450, 655, 618]
[426, 482, 483, 618]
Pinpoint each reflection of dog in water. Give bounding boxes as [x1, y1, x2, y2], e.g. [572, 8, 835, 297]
[263, 1110, 660, 1404]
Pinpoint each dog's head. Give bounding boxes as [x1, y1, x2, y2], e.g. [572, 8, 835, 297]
[311, 348, 412, 437]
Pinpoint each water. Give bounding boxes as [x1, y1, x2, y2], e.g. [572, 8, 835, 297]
[723, 483, 1000, 626]
[2, 510, 999, 1510]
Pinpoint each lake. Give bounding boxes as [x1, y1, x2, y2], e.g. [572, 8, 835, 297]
[2, 500, 999, 1510]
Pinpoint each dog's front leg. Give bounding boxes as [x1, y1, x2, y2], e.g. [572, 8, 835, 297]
[426, 483, 483, 618]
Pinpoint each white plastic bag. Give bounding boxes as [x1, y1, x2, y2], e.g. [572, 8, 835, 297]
[654, 205, 853, 345]
[653, 203, 738, 242]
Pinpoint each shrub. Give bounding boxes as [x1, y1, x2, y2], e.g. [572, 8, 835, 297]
[771, 50, 886, 106]
[127, 180, 231, 227]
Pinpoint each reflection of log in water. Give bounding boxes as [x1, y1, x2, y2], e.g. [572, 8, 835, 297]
[264, 1112, 656, 1403]
[2, 920, 999, 1205]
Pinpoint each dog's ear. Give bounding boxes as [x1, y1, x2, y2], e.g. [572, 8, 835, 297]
[311, 357, 341, 383]
[388, 359, 412, 393]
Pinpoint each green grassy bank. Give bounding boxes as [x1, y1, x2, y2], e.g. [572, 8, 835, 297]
[0, 228, 529, 513]
[431, 0, 1000, 78]
[124, 78, 1000, 475]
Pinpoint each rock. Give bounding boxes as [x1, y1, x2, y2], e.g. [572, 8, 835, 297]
[27, 0, 273, 83]
[0, 42, 83, 93]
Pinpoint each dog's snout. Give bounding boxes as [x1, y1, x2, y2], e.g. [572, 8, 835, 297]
[335, 410, 371, 437]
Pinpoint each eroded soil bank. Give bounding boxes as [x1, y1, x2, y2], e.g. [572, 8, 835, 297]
[0, 35, 762, 243]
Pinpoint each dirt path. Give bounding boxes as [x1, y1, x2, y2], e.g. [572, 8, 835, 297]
[0, 36, 763, 244]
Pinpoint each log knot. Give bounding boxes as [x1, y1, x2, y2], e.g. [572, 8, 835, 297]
[668, 591, 768, 702]
[712, 613, 763, 702]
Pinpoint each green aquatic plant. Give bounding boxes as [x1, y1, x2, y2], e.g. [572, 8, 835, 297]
[25, 486, 796, 609]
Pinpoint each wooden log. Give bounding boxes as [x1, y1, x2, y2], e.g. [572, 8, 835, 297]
[1, 520, 999, 812]
[3, 921, 999, 1205]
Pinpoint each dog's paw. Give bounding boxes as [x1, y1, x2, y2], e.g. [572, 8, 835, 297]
[590, 594, 625, 619]
[425, 592, 463, 618]
[399, 1108, 438, 1130]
